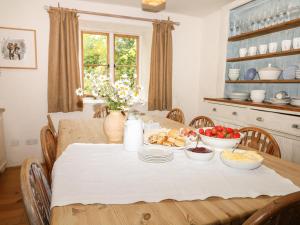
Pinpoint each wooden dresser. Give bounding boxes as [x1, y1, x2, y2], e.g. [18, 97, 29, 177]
[0, 108, 6, 173]
[204, 98, 300, 164]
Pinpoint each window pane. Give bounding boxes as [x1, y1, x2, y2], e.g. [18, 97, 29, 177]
[114, 36, 137, 66]
[83, 33, 108, 66]
[83, 66, 109, 93]
[115, 66, 137, 87]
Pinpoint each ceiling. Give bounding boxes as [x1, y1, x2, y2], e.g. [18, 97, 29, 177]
[82, 0, 235, 17]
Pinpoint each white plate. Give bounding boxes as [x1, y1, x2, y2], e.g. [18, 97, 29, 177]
[265, 100, 290, 105]
[220, 150, 263, 170]
[138, 149, 174, 163]
[291, 102, 300, 107]
[144, 129, 192, 150]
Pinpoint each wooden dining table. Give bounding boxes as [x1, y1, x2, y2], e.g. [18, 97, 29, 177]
[51, 115, 300, 225]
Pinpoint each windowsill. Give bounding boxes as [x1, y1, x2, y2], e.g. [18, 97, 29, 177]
[83, 97, 105, 105]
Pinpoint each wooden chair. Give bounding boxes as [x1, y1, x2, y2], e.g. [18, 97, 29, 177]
[189, 116, 215, 128]
[20, 158, 52, 225]
[40, 126, 57, 180]
[239, 127, 281, 158]
[47, 114, 57, 138]
[243, 191, 300, 225]
[93, 104, 109, 118]
[166, 108, 185, 124]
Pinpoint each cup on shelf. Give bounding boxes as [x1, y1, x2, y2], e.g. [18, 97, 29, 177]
[293, 37, 300, 49]
[269, 42, 278, 53]
[248, 46, 257, 56]
[259, 44, 268, 54]
[281, 40, 292, 51]
[239, 48, 248, 57]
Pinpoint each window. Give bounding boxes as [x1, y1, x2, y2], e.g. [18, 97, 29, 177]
[81, 32, 109, 94]
[81, 31, 139, 94]
[114, 34, 139, 88]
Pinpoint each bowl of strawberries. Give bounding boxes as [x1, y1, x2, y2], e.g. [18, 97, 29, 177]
[198, 126, 243, 149]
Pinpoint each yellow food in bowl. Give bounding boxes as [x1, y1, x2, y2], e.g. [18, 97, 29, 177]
[222, 150, 263, 162]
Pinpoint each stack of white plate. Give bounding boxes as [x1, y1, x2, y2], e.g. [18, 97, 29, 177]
[229, 92, 250, 101]
[138, 148, 174, 163]
[296, 70, 300, 79]
[268, 98, 291, 105]
[291, 97, 300, 107]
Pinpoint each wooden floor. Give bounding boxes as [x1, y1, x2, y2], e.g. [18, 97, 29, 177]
[0, 167, 29, 225]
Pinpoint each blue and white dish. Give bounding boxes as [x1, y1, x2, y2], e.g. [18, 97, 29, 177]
[282, 65, 299, 80]
[245, 68, 257, 80]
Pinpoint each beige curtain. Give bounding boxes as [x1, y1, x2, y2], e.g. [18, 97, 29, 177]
[148, 20, 174, 111]
[47, 8, 82, 113]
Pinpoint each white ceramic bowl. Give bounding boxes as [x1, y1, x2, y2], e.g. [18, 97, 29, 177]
[250, 95, 265, 103]
[220, 150, 264, 170]
[259, 70, 281, 80]
[228, 73, 240, 81]
[184, 145, 215, 161]
[199, 128, 243, 149]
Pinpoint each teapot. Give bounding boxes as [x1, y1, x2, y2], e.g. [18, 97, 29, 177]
[123, 114, 143, 152]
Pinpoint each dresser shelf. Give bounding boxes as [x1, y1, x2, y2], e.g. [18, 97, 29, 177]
[225, 80, 300, 84]
[228, 18, 300, 42]
[227, 49, 300, 62]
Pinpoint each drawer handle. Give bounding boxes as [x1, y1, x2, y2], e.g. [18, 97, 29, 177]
[212, 108, 217, 112]
[256, 117, 264, 122]
[232, 112, 237, 116]
[292, 124, 300, 129]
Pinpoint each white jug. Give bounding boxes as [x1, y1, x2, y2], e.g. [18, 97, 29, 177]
[123, 116, 143, 152]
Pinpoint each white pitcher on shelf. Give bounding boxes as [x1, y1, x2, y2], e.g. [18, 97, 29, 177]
[123, 113, 144, 152]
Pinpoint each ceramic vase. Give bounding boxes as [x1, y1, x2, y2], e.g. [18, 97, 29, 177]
[103, 110, 125, 143]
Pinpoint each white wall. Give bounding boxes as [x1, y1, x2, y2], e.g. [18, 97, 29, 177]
[0, 0, 203, 166]
[197, 0, 251, 115]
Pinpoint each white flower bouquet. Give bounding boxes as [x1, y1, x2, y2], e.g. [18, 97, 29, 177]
[76, 74, 143, 111]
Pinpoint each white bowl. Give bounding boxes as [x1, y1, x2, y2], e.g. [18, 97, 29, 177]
[259, 69, 282, 80]
[199, 128, 243, 149]
[250, 95, 265, 103]
[220, 150, 264, 170]
[228, 73, 240, 81]
[184, 145, 215, 161]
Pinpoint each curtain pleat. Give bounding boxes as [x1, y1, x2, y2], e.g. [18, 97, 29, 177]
[48, 8, 82, 113]
[148, 21, 174, 111]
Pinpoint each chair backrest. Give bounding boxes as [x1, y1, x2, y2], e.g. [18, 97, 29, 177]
[243, 191, 300, 225]
[20, 158, 52, 225]
[239, 127, 281, 158]
[93, 104, 109, 118]
[40, 126, 57, 179]
[47, 114, 57, 138]
[189, 116, 215, 129]
[166, 108, 185, 124]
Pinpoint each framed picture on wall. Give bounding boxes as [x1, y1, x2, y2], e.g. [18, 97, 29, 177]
[0, 27, 37, 69]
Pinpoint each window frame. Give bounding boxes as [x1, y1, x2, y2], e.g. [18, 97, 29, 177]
[113, 33, 140, 84]
[81, 31, 110, 95]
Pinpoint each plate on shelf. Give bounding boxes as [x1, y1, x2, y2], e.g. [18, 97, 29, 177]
[266, 98, 291, 105]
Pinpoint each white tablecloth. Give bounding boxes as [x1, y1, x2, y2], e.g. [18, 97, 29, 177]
[51, 144, 300, 208]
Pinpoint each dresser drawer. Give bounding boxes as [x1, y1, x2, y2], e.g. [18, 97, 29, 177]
[248, 110, 300, 137]
[206, 103, 248, 123]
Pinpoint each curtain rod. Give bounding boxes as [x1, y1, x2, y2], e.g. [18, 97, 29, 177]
[44, 6, 180, 26]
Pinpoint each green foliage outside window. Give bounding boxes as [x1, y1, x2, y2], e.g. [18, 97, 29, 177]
[82, 32, 138, 94]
